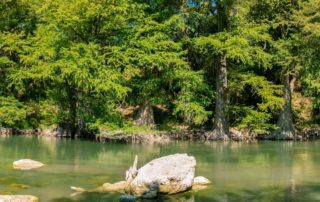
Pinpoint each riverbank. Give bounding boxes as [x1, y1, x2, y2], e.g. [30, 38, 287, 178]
[1, 126, 320, 143]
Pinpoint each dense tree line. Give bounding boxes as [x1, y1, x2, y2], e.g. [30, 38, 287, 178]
[0, 0, 319, 139]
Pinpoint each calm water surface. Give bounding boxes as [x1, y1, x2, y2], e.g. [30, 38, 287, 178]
[1, 136, 320, 202]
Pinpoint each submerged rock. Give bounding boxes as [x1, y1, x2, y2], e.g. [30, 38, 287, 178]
[70, 186, 86, 192]
[119, 194, 137, 202]
[70, 181, 129, 195]
[101, 181, 128, 192]
[12, 159, 44, 170]
[128, 154, 196, 197]
[0, 195, 39, 202]
[191, 184, 209, 192]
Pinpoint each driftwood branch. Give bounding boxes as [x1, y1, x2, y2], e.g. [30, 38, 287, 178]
[126, 155, 138, 182]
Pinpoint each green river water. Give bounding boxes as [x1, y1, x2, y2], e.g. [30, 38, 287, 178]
[1, 136, 320, 202]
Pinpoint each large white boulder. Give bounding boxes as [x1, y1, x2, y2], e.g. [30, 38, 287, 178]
[12, 159, 44, 170]
[0, 195, 39, 202]
[128, 154, 196, 197]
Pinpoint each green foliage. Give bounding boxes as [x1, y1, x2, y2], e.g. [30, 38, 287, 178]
[11, 37, 129, 131]
[0, 0, 318, 135]
[110, 13, 210, 125]
[0, 96, 27, 127]
[173, 70, 212, 125]
[295, 0, 320, 123]
[194, 23, 272, 68]
[37, 100, 59, 127]
[0, 0, 139, 133]
[31, 0, 144, 44]
[229, 72, 283, 133]
[113, 15, 190, 103]
[0, 0, 36, 33]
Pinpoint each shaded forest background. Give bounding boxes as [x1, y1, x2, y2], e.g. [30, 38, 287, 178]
[0, 0, 319, 140]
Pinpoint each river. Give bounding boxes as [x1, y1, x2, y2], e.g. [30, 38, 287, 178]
[1, 136, 320, 202]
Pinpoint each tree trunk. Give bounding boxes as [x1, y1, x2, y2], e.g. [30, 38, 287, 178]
[66, 84, 78, 139]
[206, 56, 229, 140]
[133, 102, 155, 126]
[290, 73, 296, 94]
[274, 72, 296, 140]
[69, 95, 77, 139]
[205, 1, 230, 141]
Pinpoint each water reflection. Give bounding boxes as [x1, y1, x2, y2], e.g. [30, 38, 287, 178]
[1, 137, 320, 202]
[51, 192, 195, 202]
[194, 182, 320, 202]
[49, 182, 320, 202]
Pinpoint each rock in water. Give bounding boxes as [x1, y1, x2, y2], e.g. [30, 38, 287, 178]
[0, 195, 39, 202]
[13, 159, 44, 170]
[128, 154, 196, 196]
[193, 176, 211, 185]
[119, 194, 137, 202]
[102, 181, 128, 192]
[70, 186, 86, 192]
[192, 176, 211, 192]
